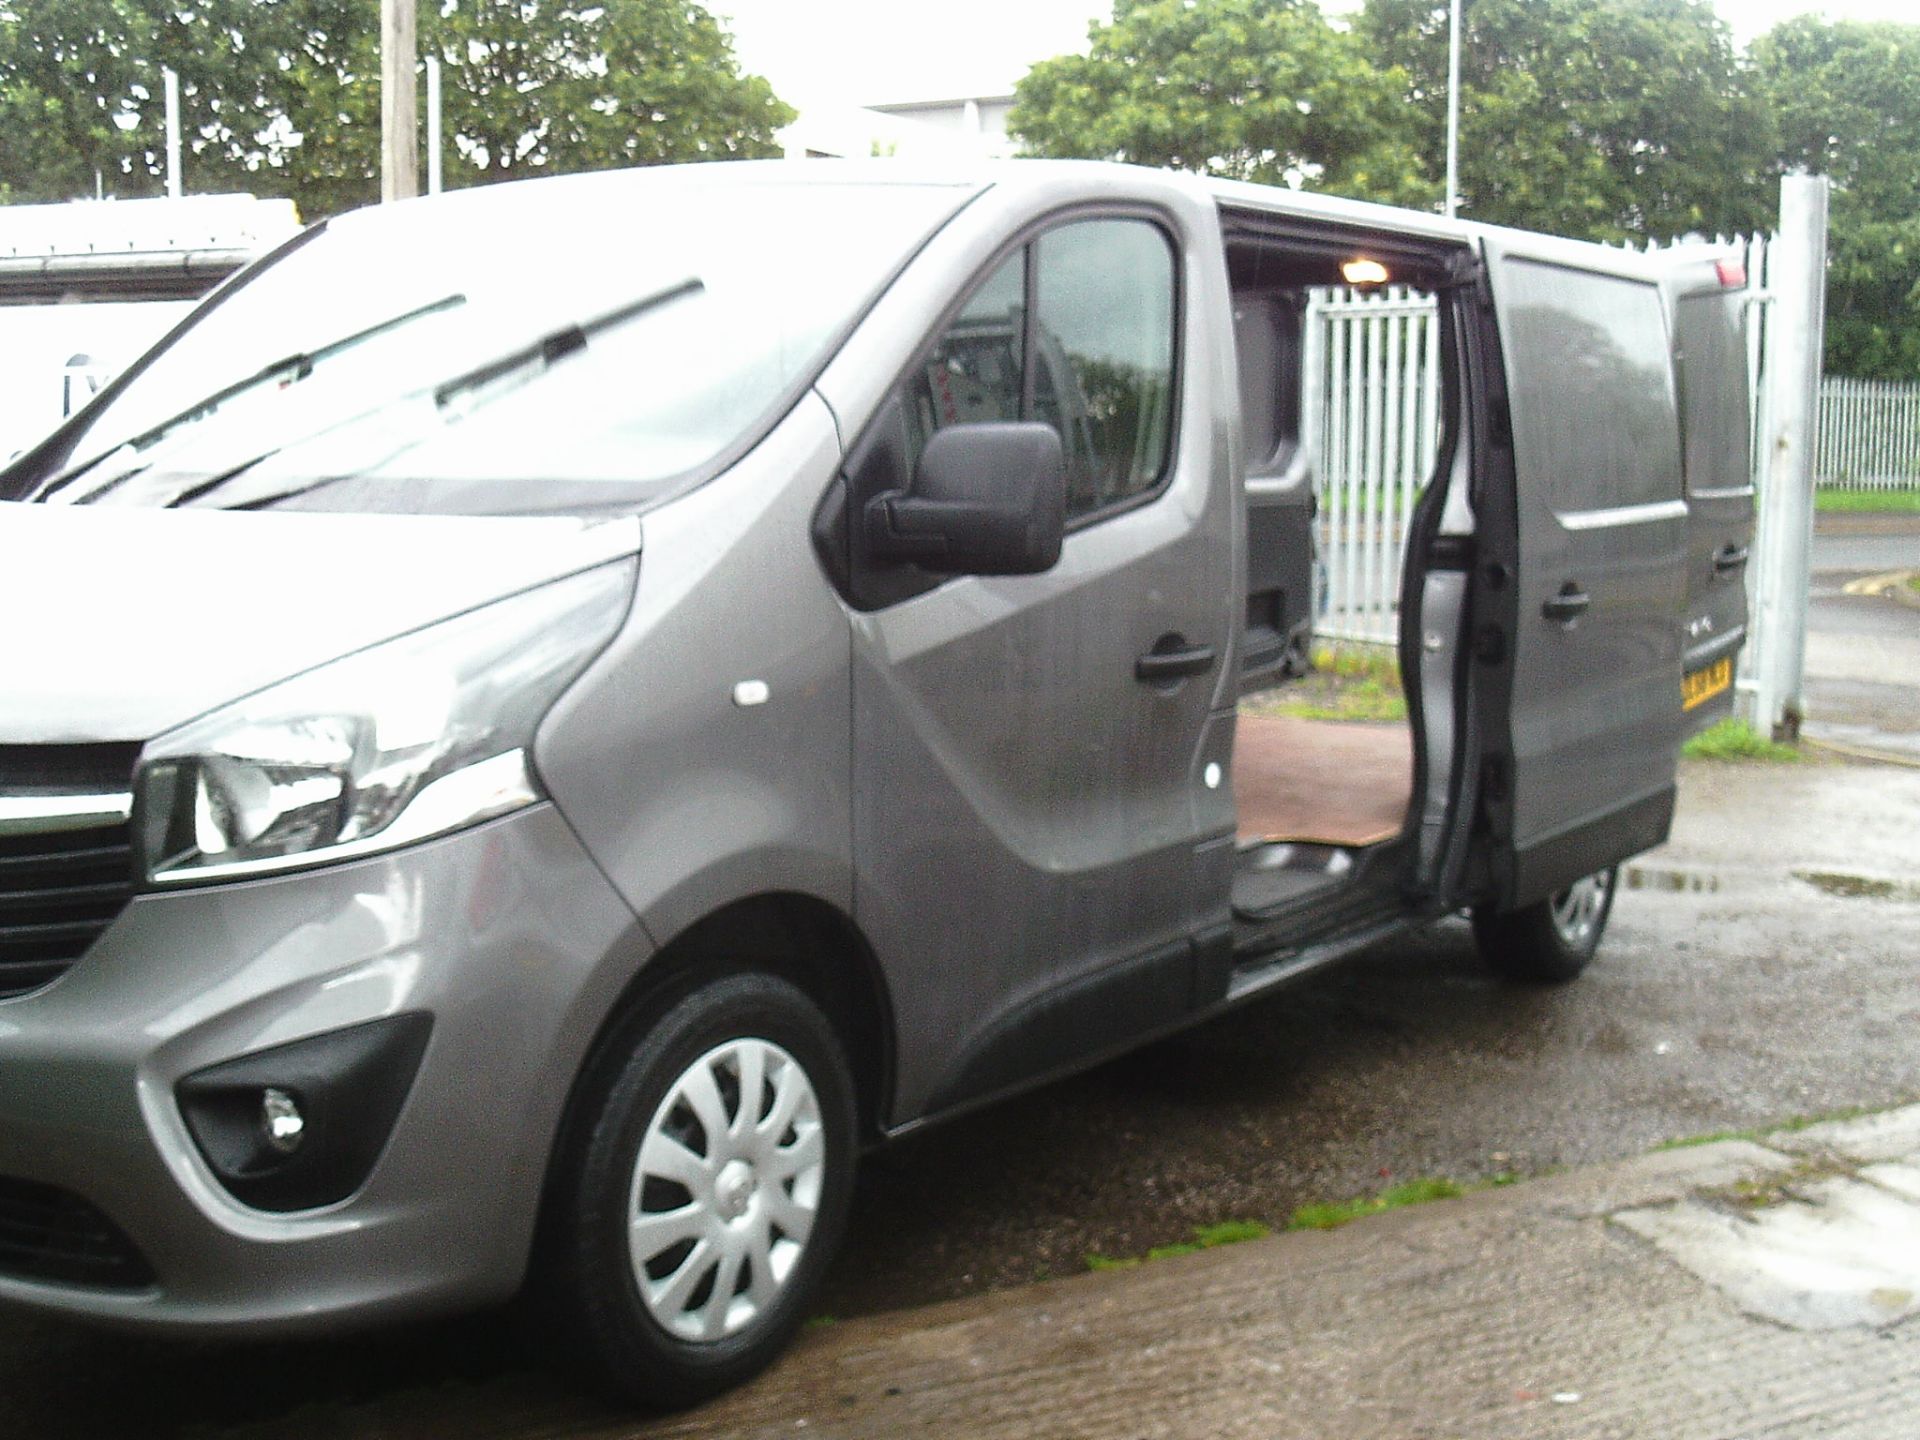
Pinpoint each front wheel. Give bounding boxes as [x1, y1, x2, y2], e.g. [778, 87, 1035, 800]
[1471, 866, 1619, 983]
[548, 972, 857, 1409]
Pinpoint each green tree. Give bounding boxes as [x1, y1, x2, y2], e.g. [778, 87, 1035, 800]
[428, 0, 791, 188]
[0, 0, 793, 218]
[1009, 0, 1433, 208]
[1749, 17, 1920, 379]
[1360, 0, 1773, 241]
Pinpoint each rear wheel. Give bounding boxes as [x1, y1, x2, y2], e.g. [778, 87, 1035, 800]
[1471, 866, 1618, 983]
[549, 972, 857, 1409]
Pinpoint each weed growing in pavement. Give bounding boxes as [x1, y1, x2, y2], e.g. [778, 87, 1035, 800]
[1728, 1175, 1793, 1209]
[1701, 1157, 1857, 1213]
[1286, 1177, 1467, 1231]
[1682, 718, 1802, 763]
[1087, 1177, 1535, 1269]
[1652, 1102, 1909, 1152]
[1795, 870, 1917, 900]
[1653, 1129, 1753, 1151]
[1084, 1219, 1272, 1273]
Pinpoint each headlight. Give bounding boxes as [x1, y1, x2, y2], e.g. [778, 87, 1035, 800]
[137, 559, 634, 884]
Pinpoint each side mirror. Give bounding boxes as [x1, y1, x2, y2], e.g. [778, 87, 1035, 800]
[864, 422, 1066, 577]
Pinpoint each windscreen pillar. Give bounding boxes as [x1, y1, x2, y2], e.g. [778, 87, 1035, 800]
[1747, 173, 1829, 743]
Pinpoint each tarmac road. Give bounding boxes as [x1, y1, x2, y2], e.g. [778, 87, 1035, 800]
[1805, 513, 1919, 755]
[1811, 511, 1920, 577]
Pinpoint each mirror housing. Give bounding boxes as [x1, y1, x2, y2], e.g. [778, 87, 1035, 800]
[865, 422, 1066, 576]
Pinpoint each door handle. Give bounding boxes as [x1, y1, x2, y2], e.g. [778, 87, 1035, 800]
[1135, 637, 1217, 683]
[1713, 544, 1750, 574]
[1542, 585, 1590, 623]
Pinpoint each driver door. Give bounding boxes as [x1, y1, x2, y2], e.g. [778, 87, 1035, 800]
[843, 214, 1234, 1122]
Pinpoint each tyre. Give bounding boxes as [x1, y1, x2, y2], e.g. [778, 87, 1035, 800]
[1470, 866, 1619, 984]
[548, 972, 857, 1409]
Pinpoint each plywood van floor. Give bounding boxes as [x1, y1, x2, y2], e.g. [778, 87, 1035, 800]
[1233, 712, 1413, 848]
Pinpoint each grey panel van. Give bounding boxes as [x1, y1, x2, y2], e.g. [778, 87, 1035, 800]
[0, 161, 1750, 1404]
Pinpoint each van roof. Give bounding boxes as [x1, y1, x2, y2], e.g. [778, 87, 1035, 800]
[373, 158, 1726, 287]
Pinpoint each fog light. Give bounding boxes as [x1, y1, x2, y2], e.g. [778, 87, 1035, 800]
[176, 1012, 432, 1212]
[260, 1088, 306, 1154]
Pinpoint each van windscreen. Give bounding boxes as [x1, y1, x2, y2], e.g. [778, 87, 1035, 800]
[9, 173, 973, 515]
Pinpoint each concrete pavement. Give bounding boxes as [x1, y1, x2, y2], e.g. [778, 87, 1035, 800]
[630, 1110, 1920, 1440]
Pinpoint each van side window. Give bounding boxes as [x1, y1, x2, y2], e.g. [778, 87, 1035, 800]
[906, 218, 1177, 523]
[910, 249, 1027, 435]
[1674, 291, 1753, 493]
[1498, 260, 1681, 514]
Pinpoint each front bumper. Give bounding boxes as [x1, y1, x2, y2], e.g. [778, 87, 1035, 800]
[0, 802, 645, 1335]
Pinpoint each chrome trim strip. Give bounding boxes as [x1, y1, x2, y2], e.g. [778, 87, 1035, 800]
[0, 792, 134, 838]
[1557, 498, 1689, 532]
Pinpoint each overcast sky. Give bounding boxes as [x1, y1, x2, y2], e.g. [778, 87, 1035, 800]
[712, 1, 1919, 111]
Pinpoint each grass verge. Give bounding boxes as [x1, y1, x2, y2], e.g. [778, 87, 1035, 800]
[1682, 717, 1802, 762]
[1815, 486, 1920, 514]
[1249, 643, 1407, 724]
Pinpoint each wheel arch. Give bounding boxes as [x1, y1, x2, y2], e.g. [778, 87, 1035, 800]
[546, 891, 896, 1187]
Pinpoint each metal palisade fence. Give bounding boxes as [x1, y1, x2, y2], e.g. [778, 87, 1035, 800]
[1818, 376, 1920, 491]
[1302, 238, 1775, 647]
[1300, 284, 1443, 645]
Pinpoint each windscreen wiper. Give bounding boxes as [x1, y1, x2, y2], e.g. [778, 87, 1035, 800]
[30, 292, 468, 503]
[431, 277, 704, 410]
[162, 278, 707, 513]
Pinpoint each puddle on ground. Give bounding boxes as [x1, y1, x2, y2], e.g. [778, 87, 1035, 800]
[1625, 866, 1721, 893]
[1794, 870, 1919, 902]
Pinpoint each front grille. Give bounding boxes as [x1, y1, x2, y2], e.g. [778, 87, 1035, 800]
[0, 743, 139, 1001]
[0, 1175, 155, 1290]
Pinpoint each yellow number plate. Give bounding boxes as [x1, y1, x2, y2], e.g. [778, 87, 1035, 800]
[1682, 655, 1733, 711]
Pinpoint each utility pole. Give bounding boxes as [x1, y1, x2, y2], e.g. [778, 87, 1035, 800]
[1444, 0, 1461, 219]
[164, 68, 183, 199]
[426, 54, 443, 196]
[381, 0, 418, 202]
[1747, 173, 1830, 742]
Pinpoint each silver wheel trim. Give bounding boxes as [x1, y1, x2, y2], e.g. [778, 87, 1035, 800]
[1550, 871, 1612, 948]
[627, 1037, 826, 1344]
